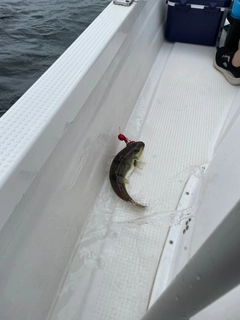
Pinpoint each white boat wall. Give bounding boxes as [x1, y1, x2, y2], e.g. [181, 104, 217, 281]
[1, 0, 240, 319]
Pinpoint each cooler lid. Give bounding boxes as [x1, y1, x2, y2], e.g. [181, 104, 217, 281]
[167, 0, 231, 7]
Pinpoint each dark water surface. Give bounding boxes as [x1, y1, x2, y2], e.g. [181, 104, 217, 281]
[0, 0, 111, 115]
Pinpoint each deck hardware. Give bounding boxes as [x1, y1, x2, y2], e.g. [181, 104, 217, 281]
[113, 0, 134, 6]
[142, 200, 240, 320]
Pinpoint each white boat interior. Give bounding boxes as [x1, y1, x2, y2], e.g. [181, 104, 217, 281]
[1, 1, 240, 319]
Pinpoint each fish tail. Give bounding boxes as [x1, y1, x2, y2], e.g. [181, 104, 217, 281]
[135, 203, 147, 208]
[129, 199, 147, 208]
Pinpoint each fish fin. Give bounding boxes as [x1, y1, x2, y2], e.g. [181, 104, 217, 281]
[116, 175, 129, 184]
[134, 161, 146, 170]
[123, 177, 129, 184]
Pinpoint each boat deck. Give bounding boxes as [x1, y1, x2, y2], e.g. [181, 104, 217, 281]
[48, 42, 239, 320]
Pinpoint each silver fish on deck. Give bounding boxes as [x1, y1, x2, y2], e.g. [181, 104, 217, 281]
[109, 141, 146, 208]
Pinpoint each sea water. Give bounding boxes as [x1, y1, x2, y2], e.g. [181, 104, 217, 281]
[0, 0, 111, 115]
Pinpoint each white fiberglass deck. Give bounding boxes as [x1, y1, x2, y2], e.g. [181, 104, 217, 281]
[48, 42, 238, 320]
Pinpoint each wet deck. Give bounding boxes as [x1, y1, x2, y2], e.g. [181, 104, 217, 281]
[49, 42, 238, 320]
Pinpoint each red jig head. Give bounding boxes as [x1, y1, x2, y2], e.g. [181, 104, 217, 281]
[118, 133, 135, 146]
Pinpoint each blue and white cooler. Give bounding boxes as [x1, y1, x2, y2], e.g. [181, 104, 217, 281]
[165, 0, 231, 46]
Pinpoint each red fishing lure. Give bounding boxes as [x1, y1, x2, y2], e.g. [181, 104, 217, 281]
[118, 133, 135, 146]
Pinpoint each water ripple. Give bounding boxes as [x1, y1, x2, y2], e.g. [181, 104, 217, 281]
[0, 0, 111, 114]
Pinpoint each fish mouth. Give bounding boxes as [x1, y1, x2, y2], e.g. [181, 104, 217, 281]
[137, 148, 144, 159]
[135, 142, 145, 160]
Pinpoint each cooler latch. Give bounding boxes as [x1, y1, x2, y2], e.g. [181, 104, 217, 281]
[204, 1, 220, 11]
[175, 0, 191, 11]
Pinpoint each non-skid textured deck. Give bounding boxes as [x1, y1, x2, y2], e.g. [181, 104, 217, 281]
[49, 43, 238, 320]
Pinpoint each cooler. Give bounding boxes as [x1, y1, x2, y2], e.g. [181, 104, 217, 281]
[165, 0, 231, 46]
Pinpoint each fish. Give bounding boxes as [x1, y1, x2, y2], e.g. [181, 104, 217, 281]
[109, 141, 146, 208]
